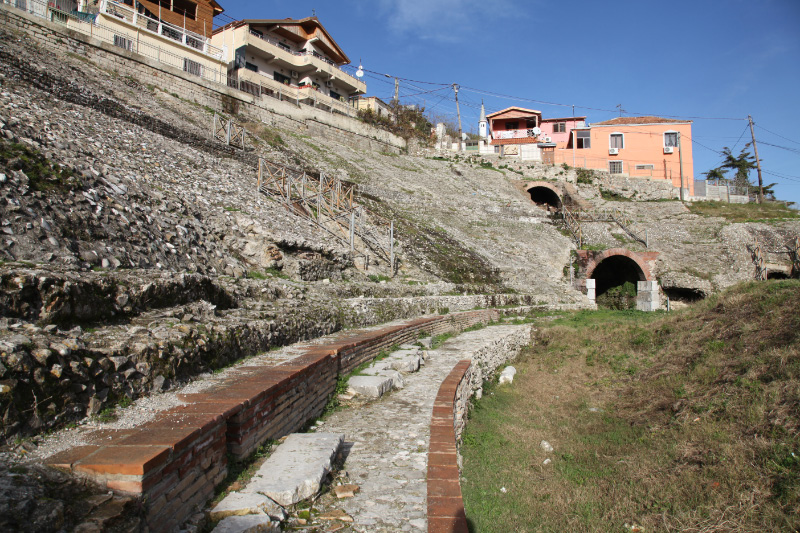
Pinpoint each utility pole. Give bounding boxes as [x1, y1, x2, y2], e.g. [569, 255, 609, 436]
[748, 115, 764, 203]
[453, 84, 463, 152]
[572, 104, 576, 167]
[393, 77, 399, 104]
[678, 132, 685, 202]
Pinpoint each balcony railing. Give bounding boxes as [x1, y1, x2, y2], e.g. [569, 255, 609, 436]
[492, 128, 540, 140]
[100, 0, 223, 58]
[247, 29, 362, 87]
[234, 68, 358, 118]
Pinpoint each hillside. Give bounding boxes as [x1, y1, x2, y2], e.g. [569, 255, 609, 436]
[0, 13, 798, 444]
[462, 280, 800, 532]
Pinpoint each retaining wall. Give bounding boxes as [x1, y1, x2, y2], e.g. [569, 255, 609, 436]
[0, 5, 405, 153]
[45, 308, 501, 532]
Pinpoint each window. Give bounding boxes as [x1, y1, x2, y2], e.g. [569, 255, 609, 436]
[273, 72, 291, 84]
[250, 29, 264, 38]
[576, 130, 591, 149]
[330, 90, 341, 100]
[277, 42, 291, 52]
[505, 121, 519, 130]
[609, 161, 623, 174]
[245, 62, 259, 72]
[172, 0, 197, 20]
[609, 133, 624, 149]
[664, 131, 678, 148]
[553, 122, 566, 133]
[113, 35, 132, 51]
[183, 58, 202, 77]
[635, 164, 655, 170]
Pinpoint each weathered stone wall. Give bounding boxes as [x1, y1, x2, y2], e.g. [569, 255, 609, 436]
[0, 5, 405, 153]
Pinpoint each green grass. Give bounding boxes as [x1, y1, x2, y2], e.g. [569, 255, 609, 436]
[461, 281, 800, 532]
[688, 200, 800, 222]
[1, 141, 82, 192]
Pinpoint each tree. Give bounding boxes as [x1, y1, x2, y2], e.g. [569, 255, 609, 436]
[720, 144, 758, 191]
[702, 167, 728, 183]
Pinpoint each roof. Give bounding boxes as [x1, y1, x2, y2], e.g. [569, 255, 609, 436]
[486, 106, 541, 119]
[540, 117, 587, 122]
[209, 0, 224, 14]
[212, 17, 350, 64]
[592, 116, 691, 126]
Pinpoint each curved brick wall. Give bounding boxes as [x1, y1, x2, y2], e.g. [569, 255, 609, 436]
[427, 360, 472, 533]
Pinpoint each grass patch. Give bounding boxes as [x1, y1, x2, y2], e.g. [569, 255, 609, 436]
[1, 141, 82, 192]
[688, 200, 800, 222]
[462, 280, 800, 532]
[600, 188, 631, 202]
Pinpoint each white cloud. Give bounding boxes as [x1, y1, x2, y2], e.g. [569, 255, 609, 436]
[374, 0, 520, 42]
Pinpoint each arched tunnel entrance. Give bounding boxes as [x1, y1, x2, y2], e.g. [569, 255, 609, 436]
[528, 186, 562, 210]
[590, 255, 647, 309]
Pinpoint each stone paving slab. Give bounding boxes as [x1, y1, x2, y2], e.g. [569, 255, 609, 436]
[211, 513, 280, 533]
[241, 432, 344, 507]
[317, 325, 531, 532]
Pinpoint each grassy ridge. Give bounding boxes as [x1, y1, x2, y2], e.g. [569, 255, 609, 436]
[461, 281, 800, 532]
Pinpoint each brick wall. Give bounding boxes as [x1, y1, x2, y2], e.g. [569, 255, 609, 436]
[427, 360, 472, 533]
[46, 308, 500, 532]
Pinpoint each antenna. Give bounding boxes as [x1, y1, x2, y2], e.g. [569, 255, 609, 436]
[616, 104, 626, 117]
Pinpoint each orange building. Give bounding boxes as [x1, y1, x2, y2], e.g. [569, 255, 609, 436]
[558, 116, 694, 195]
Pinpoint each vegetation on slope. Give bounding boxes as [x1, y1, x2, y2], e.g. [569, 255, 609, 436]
[462, 280, 800, 532]
[688, 200, 800, 222]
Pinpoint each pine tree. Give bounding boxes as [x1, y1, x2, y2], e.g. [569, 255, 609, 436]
[720, 143, 758, 191]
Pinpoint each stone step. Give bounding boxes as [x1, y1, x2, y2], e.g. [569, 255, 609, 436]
[212, 513, 280, 533]
[240, 433, 344, 507]
[347, 375, 395, 398]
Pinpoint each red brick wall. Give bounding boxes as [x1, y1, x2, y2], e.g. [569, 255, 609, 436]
[47, 309, 500, 531]
[427, 360, 472, 533]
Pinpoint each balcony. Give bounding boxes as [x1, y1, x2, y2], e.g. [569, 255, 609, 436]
[235, 68, 358, 117]
[245, 29, 366, 94]
[492, 128, 541, 141]
[99, 0, 223, 59]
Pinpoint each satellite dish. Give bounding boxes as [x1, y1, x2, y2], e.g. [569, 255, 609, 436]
[356, 61, 364, 78]
[532, 127, 542, 136]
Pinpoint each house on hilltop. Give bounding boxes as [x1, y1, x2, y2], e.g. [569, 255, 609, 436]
[562, 116, 694, 195]
[36, 0, 228, 82]
[480, 104, 693, 195]
[485, 106, 586, 162]
[211, 17, 367, 116]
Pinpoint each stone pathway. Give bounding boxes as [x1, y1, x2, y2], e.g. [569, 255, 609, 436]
[312, 324, 530, 532]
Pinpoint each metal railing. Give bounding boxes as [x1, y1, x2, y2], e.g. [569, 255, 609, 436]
[233, 69, 358, 118]
[100, 0, 222, 58]
[246, 28, 362, 86]
[492, 128, 541, 141]
[257, 159, 393, 269]
[1, 0, 229, 84]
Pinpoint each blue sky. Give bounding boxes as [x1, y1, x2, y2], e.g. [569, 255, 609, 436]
[223, 0, 800, 205]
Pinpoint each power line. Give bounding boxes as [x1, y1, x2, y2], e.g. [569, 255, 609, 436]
[757, 141, 800, 155]
[756, 125, 800, 146]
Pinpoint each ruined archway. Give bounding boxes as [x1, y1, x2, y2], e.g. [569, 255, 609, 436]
[590, 254, 646, 298]
[527, 185, 562, 210]
[582, 248, 658, 310]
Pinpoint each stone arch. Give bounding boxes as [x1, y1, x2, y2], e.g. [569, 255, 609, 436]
[526, 182, 563, 210]
[585, 248, 653, 299]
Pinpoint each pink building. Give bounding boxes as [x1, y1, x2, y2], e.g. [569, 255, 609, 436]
[483, 106, 693, 195]
[486, 107, 586, 161]
[556, 116, 694, 195]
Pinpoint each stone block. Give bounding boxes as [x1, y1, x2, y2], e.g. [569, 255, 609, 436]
[637, 280, 658, 292]
[347, 375, 393, 398]
[243, 433, 343, 507]
[209, 492, 286, 522]
[211, 513, 279, 533]
[585, 278, 596, 289]
[498, 366, 516, 385]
